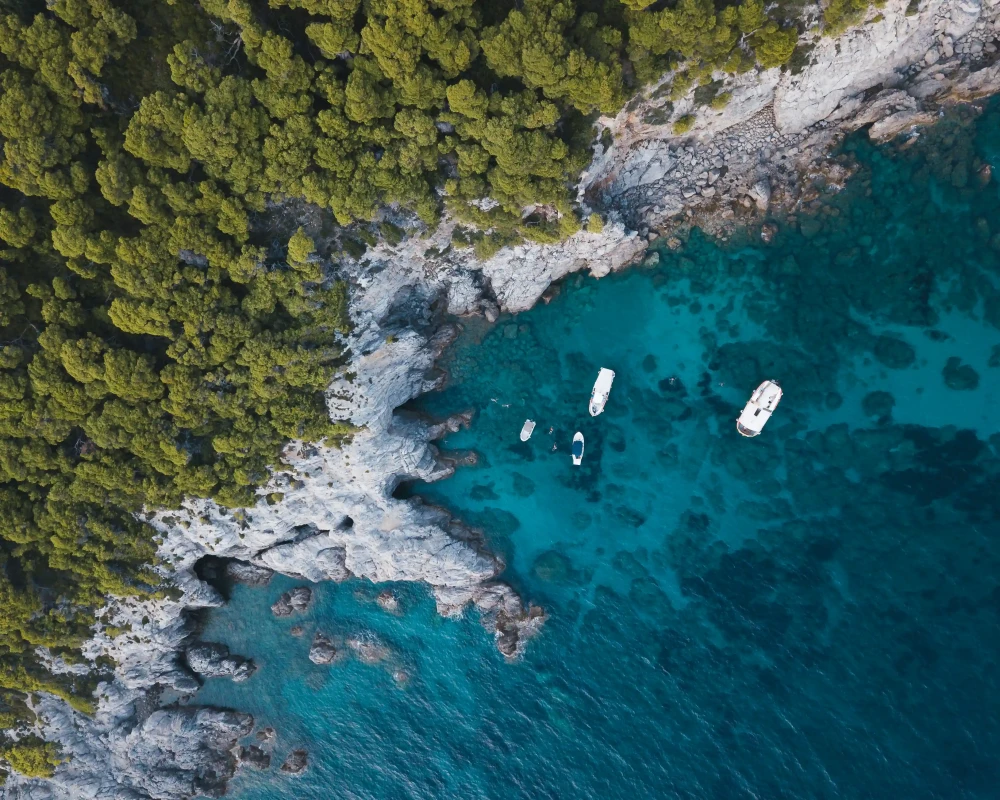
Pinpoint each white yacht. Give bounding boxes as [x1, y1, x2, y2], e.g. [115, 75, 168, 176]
[589, 368, 615, 416]
[572, 432, 585, 465]
[519, 419, 536, 442]
[736, 380, 782, 437]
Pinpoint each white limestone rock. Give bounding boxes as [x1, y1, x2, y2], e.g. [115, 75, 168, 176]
[185, 643, 256, 683]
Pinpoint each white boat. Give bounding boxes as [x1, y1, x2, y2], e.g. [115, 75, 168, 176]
[519, 419, 536, 442]
[736, 380, 782, 437]
[572, 432, 585, 465]
[589, 368, 615, 416]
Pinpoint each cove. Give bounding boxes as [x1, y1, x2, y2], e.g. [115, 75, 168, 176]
[197, 105, 1000, 800]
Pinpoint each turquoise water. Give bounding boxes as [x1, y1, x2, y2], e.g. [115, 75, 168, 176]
[198, 106, 1000, 799]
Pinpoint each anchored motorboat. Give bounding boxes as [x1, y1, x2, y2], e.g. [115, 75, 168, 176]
[572, 432, 585, 465]
[519, 419, 536, 442]
[736, 380, 782, 437]
[589, 368, 615, 416]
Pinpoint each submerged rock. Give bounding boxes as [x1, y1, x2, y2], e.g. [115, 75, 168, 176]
[862, 390, 895, 419]
[511, 471, 536, 497]
[280, 749, 309, 775]
[346, 635, 393, 665]
[271, 586, 313, 617]
[185, 643, 256, 683]
[943, 356, 980, 390]
[308, 632, 339, 665]
[256, 727, 276, 744]
[376, 590, 402, 615]
[532, 550, 574, 582]
[874, 335, 916, 369]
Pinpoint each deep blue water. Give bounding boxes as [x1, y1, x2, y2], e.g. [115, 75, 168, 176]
[197, 105, 1000, 800]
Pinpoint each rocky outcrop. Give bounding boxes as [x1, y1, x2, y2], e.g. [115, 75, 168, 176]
[238, 745, 271, 770]
[270, 587, 313, 618]
[376, 590, 401, 615]
[226, 561, 274, 587]
[279, 749, 309, 775]
[588, 0, 1000, 239]
[185, 643, 256, 683]
[308, 632, 339, 665]
[12, 2, 1000, 797]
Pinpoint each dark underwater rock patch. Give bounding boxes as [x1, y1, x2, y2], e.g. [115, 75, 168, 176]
[470, 482, 499, 500]
[629, 577, 671, 612]
[612, 550, 649, 579]
[511, 472, 536, 497]
[862, 390, 895, 419]
[873, 335, 916, 369]
[532, 550, 575, 583]
[658, 376, 687, 395]
[612, 505, 647, 528]
[606, 426, 627, 453]
[942, 357, 979, 390]
[642, 354, 658, 372]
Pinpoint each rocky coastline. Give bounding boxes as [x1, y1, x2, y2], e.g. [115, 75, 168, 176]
[9, 0, 1000, 797]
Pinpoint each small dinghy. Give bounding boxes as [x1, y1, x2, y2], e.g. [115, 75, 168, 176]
[519, 419, 536, 442]
[589, 368, 616, 416]
[737, 380, 782, 437]
[572, 432, 585, 465]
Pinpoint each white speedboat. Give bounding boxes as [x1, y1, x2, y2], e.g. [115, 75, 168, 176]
[589, 368, 615, 416]
[519, 419, 536, 442]
[572, 432, 585, 465]
[736, 380, 782, 437]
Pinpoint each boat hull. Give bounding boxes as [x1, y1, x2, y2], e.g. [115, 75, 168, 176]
[572, 432, 584, 465]
[736, 380, 782, 437]
[589, 368, 615, 416]
[519, 419, 536, 442]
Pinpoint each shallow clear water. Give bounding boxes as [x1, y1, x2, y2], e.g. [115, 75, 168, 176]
[198, 106, 1000, 800]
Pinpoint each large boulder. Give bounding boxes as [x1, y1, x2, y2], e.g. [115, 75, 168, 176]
[308, 632, 339, 665]
[270, 586, 313, 617]
[185, 643, 256, 683]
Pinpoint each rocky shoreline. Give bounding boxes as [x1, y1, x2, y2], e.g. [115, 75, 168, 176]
[9, 0, 1000, 796]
